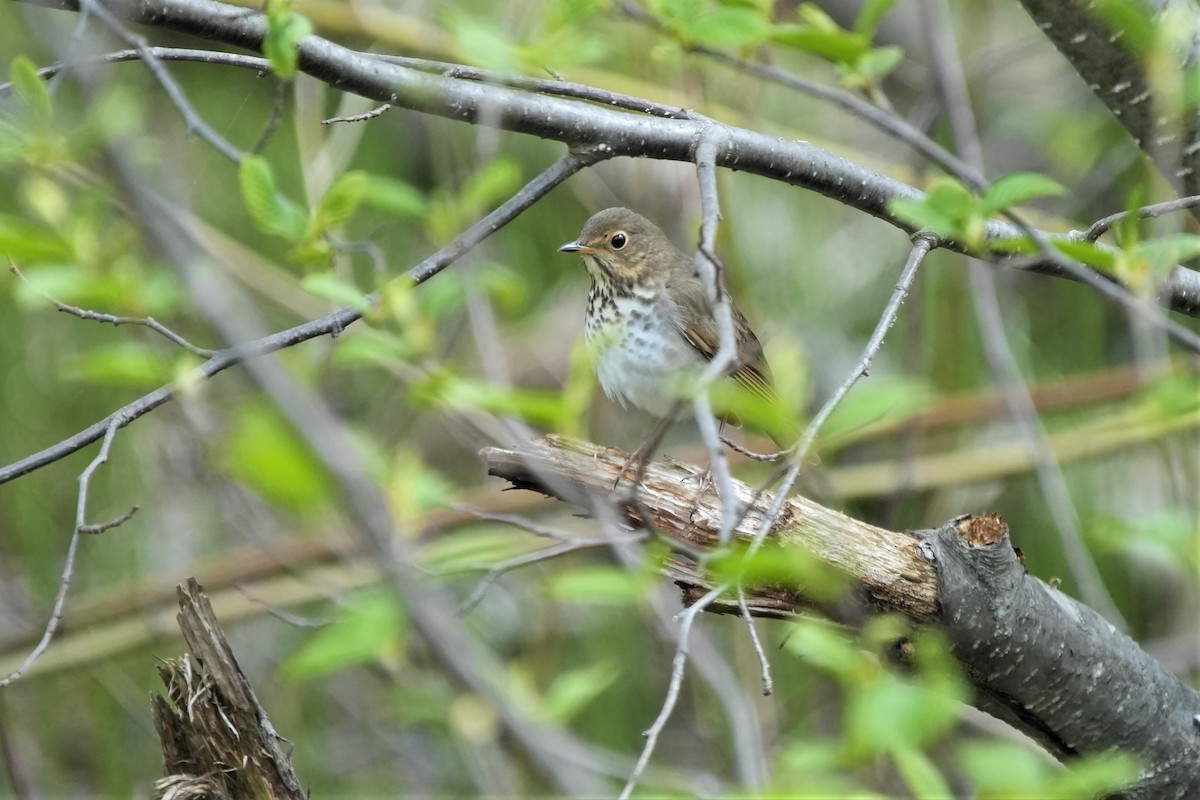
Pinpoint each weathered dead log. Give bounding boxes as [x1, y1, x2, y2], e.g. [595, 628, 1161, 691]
[481, 435, 1200, 800]
[151, 578, 305, 800]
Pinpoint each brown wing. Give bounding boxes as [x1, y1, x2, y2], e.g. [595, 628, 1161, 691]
[665, 271, 776, 404]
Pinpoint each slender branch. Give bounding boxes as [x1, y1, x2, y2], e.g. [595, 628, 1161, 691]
[614, 0, 986, 188]
[1083, 195, 1200, 241]
[691, 126, 740, 548]
[749, 234, 935, 555]
[737, 588, 773, 696]
[323, 103, 392, 124]
[76, 0, 246, 163]
[79, 504, 140, 534]
[457, 537, 636, 616]
[371, 54, 689, 120]
[11, 266, 216, 357]
[0, 421, 125, 688]
[0, 46, 270, 96]
[618, 584, 725, 800]
[0, 148, 603, 487]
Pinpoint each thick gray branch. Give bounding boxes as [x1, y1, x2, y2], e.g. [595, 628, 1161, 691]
[922, 515, 1200, 800]
[29, 0, 1200, 317]
[482, 436, 1200, 799]
[1018, 0, 1200, 197]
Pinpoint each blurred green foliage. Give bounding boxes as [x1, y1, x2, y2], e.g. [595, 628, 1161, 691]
[0, 0, 1195, 796]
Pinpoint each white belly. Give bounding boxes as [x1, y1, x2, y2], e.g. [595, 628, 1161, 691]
[587, 294, 705, 418]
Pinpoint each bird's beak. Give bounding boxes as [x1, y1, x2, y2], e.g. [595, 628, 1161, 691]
[559, 241, 596, 254]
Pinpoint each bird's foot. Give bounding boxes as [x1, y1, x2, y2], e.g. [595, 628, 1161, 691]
[681, 465, 714, 523]
[613, 445, 649, 490]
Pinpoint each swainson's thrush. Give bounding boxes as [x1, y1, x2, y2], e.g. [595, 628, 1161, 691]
[560, 207, 790, 448]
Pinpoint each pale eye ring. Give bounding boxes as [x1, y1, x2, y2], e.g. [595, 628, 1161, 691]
[611, 232, 628, 249]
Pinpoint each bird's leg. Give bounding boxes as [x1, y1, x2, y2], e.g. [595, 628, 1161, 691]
[681, 418, 728, 522]
[614, 401, 683, 490]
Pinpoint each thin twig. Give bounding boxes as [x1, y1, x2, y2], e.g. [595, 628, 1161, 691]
[451, 504, 588, 541]
[720, 435, 785, 462]
[11, 266, 216, 357]
[748, 234, 936, 555]
[75, 0, 245, 163]
[371, 54, 689, 120]
[457, 537, 635, 615]
[0, 421, 124, 688]
[251, 78, 291, 155]
[79, 504, 139, 534]
[691, 126, 741, 549]
[738, 588, 773, 696]
[618, 583, 727, 800]
[0, 47, 271, 97]
[323, 103, 393, 125]
[1083, 195, 1200, 241]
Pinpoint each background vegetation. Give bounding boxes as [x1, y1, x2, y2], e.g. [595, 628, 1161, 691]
[0, 0, 1196, 796]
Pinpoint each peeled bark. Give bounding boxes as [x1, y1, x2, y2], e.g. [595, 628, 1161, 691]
[482, 435, 1200, 799]
[151, 578, 305, 800]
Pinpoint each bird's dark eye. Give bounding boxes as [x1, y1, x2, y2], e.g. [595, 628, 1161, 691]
[611, 232, 628, 249]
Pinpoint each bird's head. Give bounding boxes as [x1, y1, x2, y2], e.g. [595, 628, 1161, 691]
[559, 207, 677, 288]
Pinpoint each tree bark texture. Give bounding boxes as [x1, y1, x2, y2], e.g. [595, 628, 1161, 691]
[1018, 0, 1200, 198]
[482, 435, 1200, 800]
[150, 578, 305, 800]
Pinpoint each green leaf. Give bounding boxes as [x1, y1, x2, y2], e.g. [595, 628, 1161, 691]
[845, 671, 961, 757]
[329, 329, 410, 367]
[1042, 752, 1140, 799]
[1089, 0, 1157, 57]
[539, 660, 621, 723]
[854, 0, 896, 37]
[219, 403, 332, 512]
[890, 178, 986, 246]
[282, 589, 406, 681]
[263, 9, 312, 78]
[819, 376, 935, 447]
[451, 17, 518, 72]
[784, 618, 865, 678]
[1139, 373, 1200, 420]
[979, 172, 1067, 215]
[888, 198, 960, 239]
[359, 174, 427, 220]
[1052, 239, 1118, 271]
[312, 170, 366, 233]
[708, 540, 850, 602]
[239, 156, 308, 242]
[461, 157, 523, 214]
[957, 741, 1056, 793]
[300, 271, 371, 311]
[0, 214, 72, 263]
[476, 262, 528, 314]
[418, 527, 535, 572]
[891, 745, 952, 798]
[1132, 233, 1200, 273]
[411, 370, 567, 429]
[545, 566, 647, 604]
[9, 57, 51, 124]
[852, 45, 903, 83]
[385, 448, 455, 524]
[771, 25, 867, 62]
[65, 342, 172, 388]
[924, 178, 976, 218]
[683, 8, 770, 47]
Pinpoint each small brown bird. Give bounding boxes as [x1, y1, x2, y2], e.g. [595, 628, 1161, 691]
[559, 207, 790, 448]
